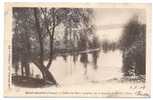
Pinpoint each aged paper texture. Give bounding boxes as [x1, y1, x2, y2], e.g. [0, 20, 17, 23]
[4, 2, 151, 97]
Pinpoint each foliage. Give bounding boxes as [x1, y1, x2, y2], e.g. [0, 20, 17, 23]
[119, 16, 146, 76]
[12, 7, 98, 85]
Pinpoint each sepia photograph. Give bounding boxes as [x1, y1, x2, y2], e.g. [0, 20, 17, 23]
[4, 3, 151, 97]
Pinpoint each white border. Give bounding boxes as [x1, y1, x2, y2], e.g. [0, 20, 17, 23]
[0, 0, 153, 100]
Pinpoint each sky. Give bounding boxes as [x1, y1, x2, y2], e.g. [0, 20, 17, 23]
[93, 8, 146, 42]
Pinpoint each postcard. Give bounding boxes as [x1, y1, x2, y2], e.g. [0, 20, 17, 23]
[4, 2, 151, 97]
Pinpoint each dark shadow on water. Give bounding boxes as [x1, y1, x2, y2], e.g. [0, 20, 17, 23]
[12, 75, 55, 88]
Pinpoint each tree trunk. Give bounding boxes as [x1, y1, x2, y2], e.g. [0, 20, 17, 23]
[33, 8, 44, 66]
[14, 62, 19, 75]
[43, 68, 57, 85]
[21, 62, 24, 76]
[46, 8, 56, 69]
[33, 8, 57, 85]
[25, 63, 30, 77]
[32, 60, 57, 85]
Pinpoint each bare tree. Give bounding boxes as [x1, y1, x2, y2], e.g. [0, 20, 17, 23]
[13, 7, 98, 85]
[33, 8, 57, 84]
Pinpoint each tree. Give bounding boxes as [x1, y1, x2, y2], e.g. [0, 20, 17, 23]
[12, 7, 98, 85]
[13, 8, 32, 77]
[119, 15, 146, 76]
[61, 8, 97, 74]
[32, 8, 57, 84]
[102, 40, 109, 53]
[13, 8, 58, 84]
[79, 34, 89, 75]
[12, 33, 20, 75]
[77, 9, 96, 75]
[89, 36, 100, 70]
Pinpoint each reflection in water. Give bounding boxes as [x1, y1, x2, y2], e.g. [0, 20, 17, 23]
[14, 49, 123, 85]
[80, 53, 88, 75]
[50, 49, 123, 84]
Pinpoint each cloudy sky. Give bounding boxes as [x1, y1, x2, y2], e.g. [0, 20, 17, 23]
[93, 8, 146, 42]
